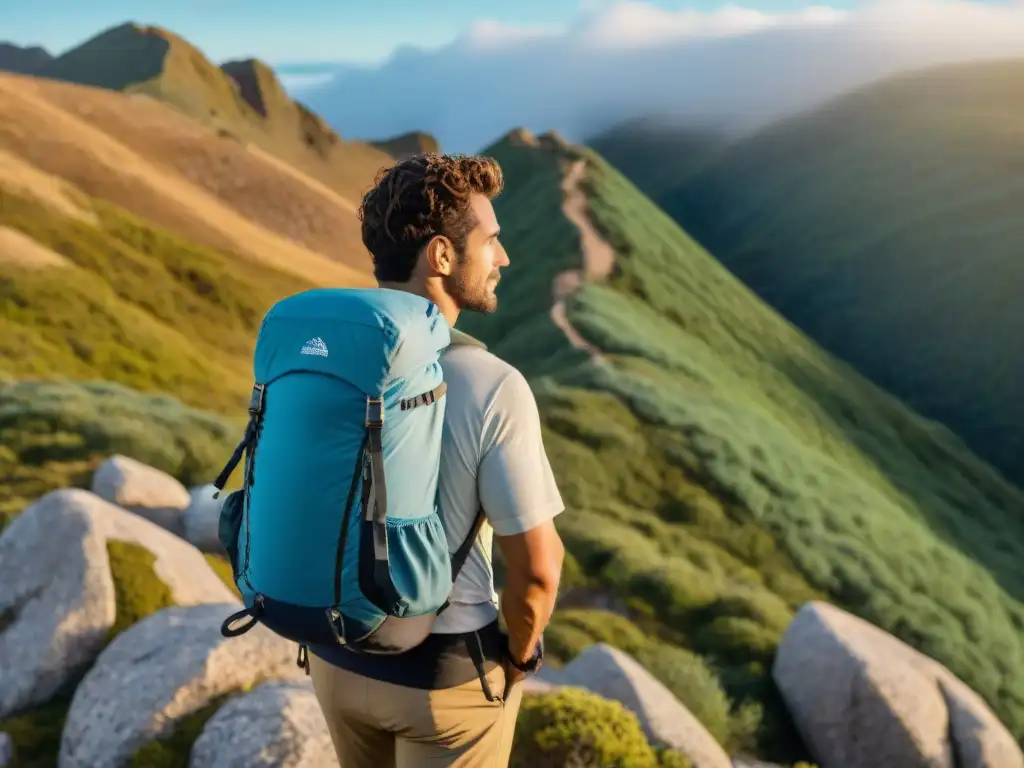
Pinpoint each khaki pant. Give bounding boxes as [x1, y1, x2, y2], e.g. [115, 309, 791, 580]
[308, 652, 523, 767]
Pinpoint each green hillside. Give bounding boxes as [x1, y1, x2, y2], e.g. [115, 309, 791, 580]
[459, 132, 1024, 757]
[587, 116, 728, 201]
[634, 58, 1024, 488]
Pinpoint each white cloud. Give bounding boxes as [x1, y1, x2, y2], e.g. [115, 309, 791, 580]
[574, 2, 846, 48]
[278, 72, 338, 92]
[464, 19, 563, 50]
[296, 0, 1024, 153]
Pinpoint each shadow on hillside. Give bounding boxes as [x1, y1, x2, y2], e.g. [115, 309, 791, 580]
[771, 355, 1024, 604]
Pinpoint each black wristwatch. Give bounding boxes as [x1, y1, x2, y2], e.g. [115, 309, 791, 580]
[506, 636, 544, 675]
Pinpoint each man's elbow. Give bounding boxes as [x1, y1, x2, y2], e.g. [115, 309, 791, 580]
[498, 520, 566, 594]
[526, 532, 565, 594]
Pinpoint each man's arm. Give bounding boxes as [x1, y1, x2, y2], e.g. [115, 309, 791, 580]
[495, 519, 564, 665]
[477, 367, 566, 665]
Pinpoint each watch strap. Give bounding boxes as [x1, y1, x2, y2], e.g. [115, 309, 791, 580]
[507, 636, 544, 673]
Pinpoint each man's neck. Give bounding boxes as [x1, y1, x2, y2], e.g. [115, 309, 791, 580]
[377, 279, 460, 327]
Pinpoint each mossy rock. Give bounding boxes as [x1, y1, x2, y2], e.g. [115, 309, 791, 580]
[0, 539, 181, 765]
[510, 688, 664, 768]
[105, 539, 178, 642]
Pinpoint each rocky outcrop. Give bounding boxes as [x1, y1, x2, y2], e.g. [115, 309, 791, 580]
[58, 603, 303, 768]
[557, 643, 733, 768]
[190, 679, 335, 767]
[0, 488, 236, 720]
[91, 454, 191, 536]
[773, 601, 1023, 768]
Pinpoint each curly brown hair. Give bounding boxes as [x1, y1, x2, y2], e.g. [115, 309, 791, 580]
[358, 153, 504, 282]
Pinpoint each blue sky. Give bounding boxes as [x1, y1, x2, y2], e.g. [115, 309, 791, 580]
[2, 0, 858, 65]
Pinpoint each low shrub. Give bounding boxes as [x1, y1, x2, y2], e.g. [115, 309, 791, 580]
[511, 688, 664, 768]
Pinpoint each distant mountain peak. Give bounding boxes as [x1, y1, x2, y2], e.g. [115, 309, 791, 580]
[220, 58, 285, 119]
[502, 127, 570, 152]
[369, 131, 440, 161]
[0, 42, 54, 74]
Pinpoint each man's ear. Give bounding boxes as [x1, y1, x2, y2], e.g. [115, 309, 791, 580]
[424, 235, 454, 277]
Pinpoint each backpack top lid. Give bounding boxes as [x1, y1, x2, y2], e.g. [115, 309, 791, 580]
[253, 287, 451, 395]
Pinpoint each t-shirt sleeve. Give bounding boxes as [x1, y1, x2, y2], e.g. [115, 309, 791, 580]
[477, 367, 565, 536]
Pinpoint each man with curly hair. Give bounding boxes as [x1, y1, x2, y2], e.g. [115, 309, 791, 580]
[305, 153, 566, 767]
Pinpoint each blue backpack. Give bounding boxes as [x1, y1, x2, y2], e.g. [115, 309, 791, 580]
[211, 287, 483, 658]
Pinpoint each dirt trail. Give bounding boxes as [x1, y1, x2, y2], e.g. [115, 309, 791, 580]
[550, 158, 617, 362]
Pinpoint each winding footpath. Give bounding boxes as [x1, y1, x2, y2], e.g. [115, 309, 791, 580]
[549, 158, 617, 363]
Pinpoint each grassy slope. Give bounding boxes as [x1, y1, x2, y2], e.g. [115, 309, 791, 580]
[458, 135, 1024, 757]
[0, 73, 375, 281]
[0, 186, 321, 521]
[0, 188, 314, 413]
[652, 58, 1024, 487]
[587, 116, 729, 202]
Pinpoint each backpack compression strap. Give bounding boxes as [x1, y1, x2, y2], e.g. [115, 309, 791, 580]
[212, 383, 265, 497]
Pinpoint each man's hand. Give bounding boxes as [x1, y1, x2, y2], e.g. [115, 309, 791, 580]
[503, 657, 528, 688]
[496, 519, 563, 686]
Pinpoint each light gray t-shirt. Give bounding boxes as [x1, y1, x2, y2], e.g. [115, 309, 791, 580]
[431, 329, 565, 634]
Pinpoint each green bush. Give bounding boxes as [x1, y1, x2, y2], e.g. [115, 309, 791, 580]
[656, 749, 694, 768]
[545, 609, 651, 662]
[0, 693, 74, 768]
[510, 688, 662, 768]
[0, 379, 241, 527]
[633, 644, 734, 749]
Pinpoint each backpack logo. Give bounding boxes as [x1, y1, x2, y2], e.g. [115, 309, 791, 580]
[300, 337, 329, 357]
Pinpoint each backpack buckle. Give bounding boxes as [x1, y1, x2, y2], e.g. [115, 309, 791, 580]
[365, 397, 383, 428]
[248, 383, 265, 416]
[326, 608, 347, 646]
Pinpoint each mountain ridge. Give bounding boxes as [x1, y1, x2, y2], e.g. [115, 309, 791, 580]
[22, 21, 396, 206]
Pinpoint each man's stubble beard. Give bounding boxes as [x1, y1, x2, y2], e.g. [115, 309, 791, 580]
[444, 270, 499, 315]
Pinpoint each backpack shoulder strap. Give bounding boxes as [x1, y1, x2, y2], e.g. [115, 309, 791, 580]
[451, 507, 486, 580]
[437, 507, 485, 616]
[436, 324, 488, 615]
[448, 328, 487, 350]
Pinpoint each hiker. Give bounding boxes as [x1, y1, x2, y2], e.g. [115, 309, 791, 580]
[304, 153, 566, 766]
